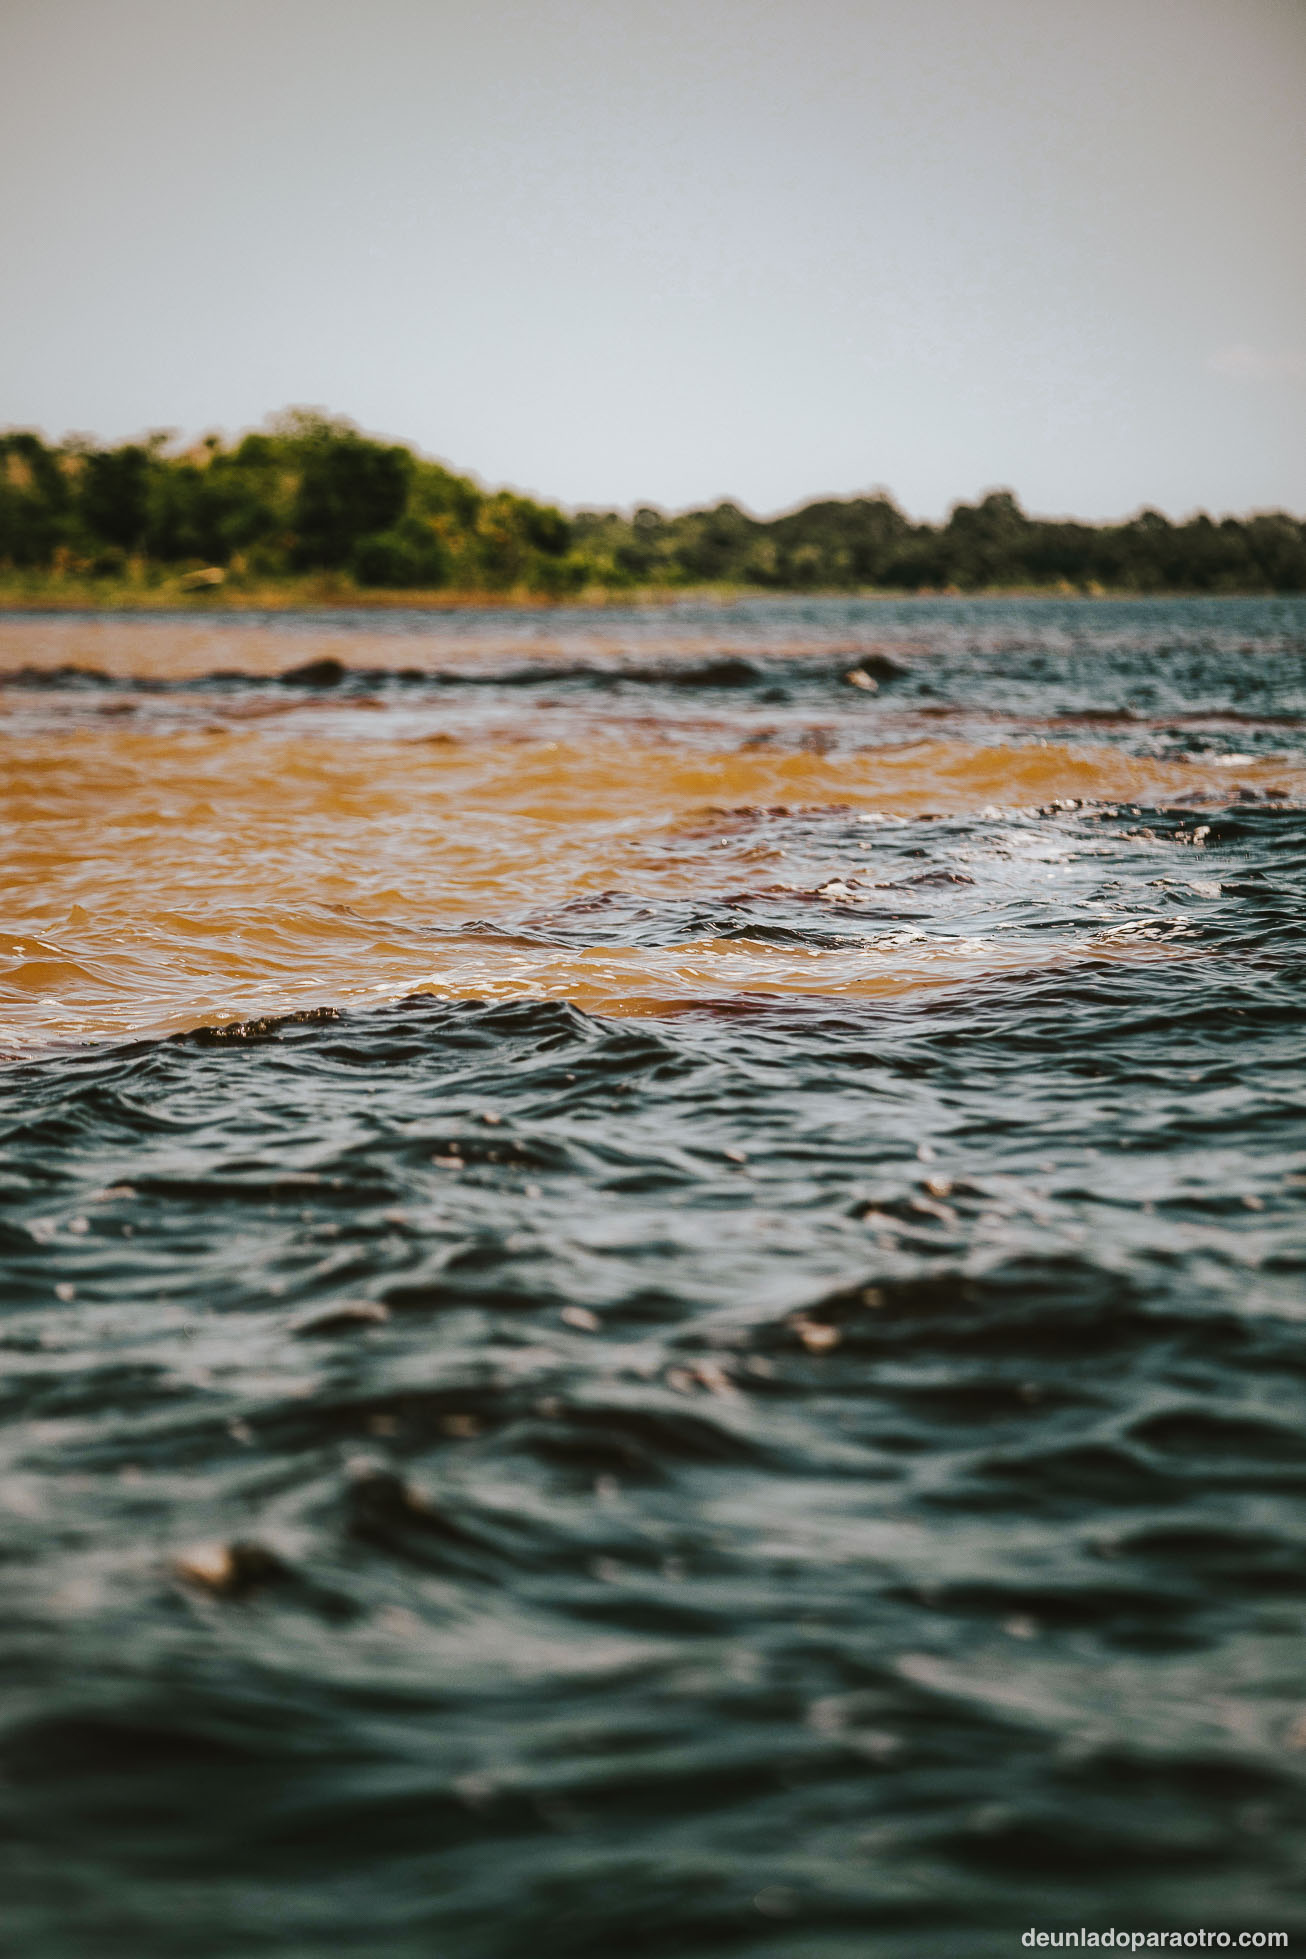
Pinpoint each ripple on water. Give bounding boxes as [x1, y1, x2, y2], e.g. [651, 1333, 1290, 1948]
[1, 598, 1305, 1955]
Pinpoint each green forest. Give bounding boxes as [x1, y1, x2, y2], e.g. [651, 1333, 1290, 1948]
[2, 410, 1304, 601]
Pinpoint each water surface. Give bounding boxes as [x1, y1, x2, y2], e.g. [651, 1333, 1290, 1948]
[2, 598, 1305, 1955]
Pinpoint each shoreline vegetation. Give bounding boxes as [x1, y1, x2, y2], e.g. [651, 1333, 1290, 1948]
[3, 408, 1304, 607]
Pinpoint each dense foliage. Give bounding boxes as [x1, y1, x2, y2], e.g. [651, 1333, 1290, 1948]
[2, 413, 1303, 593]
[0, 412, 579, 595]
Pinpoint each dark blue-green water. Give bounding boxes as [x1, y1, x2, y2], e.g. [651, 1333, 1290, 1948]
[2, 597, 1305, 1956]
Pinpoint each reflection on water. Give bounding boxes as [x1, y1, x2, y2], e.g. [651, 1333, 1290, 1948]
[2, 598, 1305, 1955]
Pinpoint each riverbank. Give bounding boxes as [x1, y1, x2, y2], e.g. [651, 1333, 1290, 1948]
[0, 572, 1293, 611]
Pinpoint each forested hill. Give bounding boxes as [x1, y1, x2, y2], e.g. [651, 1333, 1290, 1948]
[2, 410, 1304, 597]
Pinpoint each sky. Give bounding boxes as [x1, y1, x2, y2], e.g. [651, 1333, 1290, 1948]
[0, 0, 1302, 521]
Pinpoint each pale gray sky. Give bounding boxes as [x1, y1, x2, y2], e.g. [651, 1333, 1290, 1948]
[1, 0, 1302, 519]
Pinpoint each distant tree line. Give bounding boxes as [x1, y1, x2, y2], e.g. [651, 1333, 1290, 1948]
[572, 488, 1306, 593]
[2, 412, 1303, 594]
